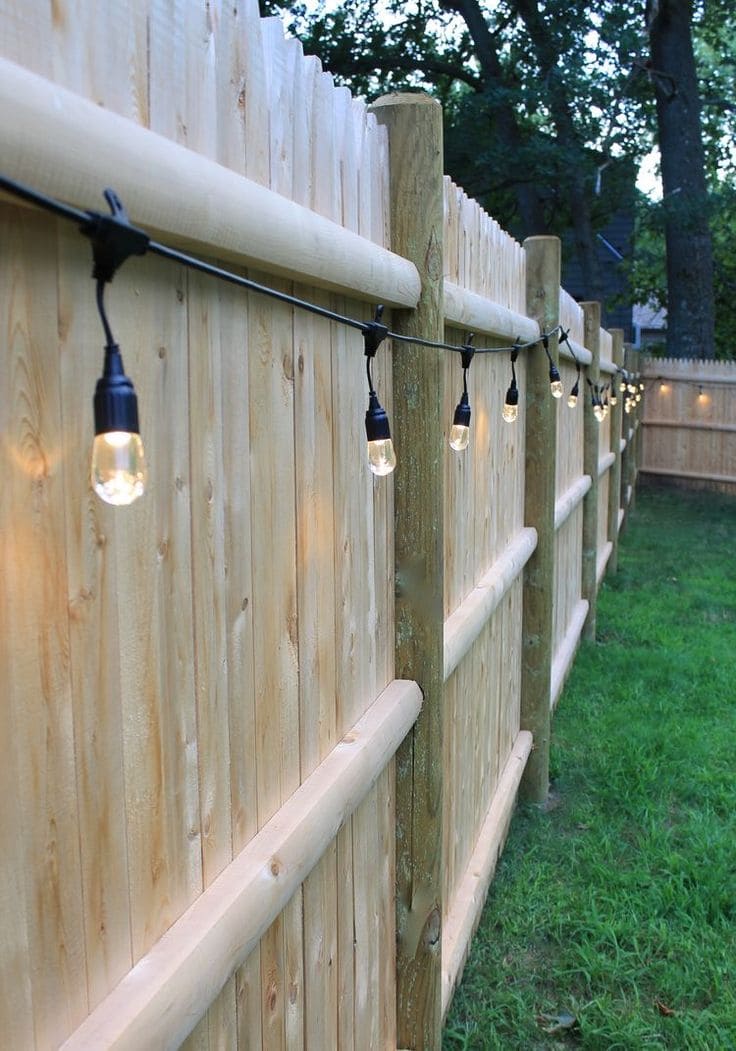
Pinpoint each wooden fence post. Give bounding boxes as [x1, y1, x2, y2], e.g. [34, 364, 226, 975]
[520, 236, 560, 804]
[607, 329, 624, 574]
[623, 346, 640, 515]
[370, 92, 445, 1051]
[581, 302, 601, 641]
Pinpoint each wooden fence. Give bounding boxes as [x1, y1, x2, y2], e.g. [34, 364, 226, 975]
[0, 1, 635, 1048]
[640, 357, 736, 491]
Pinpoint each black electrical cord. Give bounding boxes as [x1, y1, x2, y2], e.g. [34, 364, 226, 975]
[1, 170, 564, 358]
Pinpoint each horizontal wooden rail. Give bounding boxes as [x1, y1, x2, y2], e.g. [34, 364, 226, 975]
[640, 467, 736, 486]
[443, 282, 539, 343]
[559, 337, 592, 367]
[596, 541, 613, 586]
[550, 599, 589, 710]
[598, 451, 615, 477]
[59, 679, 422, 1051]
[643, 420, 736, 435]
[0, 58, 420, 307]
[554, 475, 592, 532]
[443, 528, 538, 682]
[600, 359, 617, 375]
[441, 731, 533, 1017]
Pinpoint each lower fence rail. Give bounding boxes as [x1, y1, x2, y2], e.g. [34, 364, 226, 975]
[441, 730, 533, 1017]
[59, 680, 422, 1051]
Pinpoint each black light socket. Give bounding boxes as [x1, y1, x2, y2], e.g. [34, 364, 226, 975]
[365, 390, 391, 442]
[93, 343, 140, 435]
[453, 391, 471, 428]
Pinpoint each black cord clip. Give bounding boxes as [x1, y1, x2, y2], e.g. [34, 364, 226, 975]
[81, 188, 150, 283]
[363, 304, 389, 358]
[460, 333, 475, 372]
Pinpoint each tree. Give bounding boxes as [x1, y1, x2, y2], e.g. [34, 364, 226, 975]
[262, 0, 645, 307]
[262, 0, 734, 354]
[646, 0, 715, 358]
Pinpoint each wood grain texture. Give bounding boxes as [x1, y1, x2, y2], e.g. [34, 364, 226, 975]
[581, 303, 602, 641]
[520, 236, 561, 803]
[371, 92, 446, 1051]
[0, 56, 420, 308]
[607, 329, 625, 572]
[58, 680, 422, 1051]
[441, 731, 533, 1017]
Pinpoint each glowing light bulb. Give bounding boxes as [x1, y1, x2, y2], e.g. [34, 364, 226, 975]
[503, 381, 519, 423]
[92, 342, 147, 506]
[367, 437, 397, 476]
[92, 431, 147, 505]
[567, 392, 578, 408]
[450, 391, 471, 452]
[593, 403, 605, 423]
[610, 390, 618, 406]
[365, 390, 396, 476]
[449, 424, 470, 451]
[548, 361, 563, 398]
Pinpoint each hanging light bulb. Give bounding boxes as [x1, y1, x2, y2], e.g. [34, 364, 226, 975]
[365, 390, 396, 475]
[503, 383, 519, 423]
[568, 362, 581, 408]
[503, 345, 520, 422]
[363, 305, 395, 476]
[450, 337, 474, 452]
[610, 384, 618, 406]
[91, 341, 147, 505]
[450, 392, 471, 451]
[542, 335, 563, 398]
[83, 188, 151, 506]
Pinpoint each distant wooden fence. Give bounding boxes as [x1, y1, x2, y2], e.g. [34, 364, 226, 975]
[640, 357, 736, 491]
[0, 2, 635, 1049]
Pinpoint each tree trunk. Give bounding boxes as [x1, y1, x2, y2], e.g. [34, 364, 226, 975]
[647, 0, 715, 359]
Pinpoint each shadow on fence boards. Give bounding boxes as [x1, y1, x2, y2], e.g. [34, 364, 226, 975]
[0, 2, 640, 1048]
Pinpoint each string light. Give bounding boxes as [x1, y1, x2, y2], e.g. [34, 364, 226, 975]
[449, 336, 474, 452]
[587, 379, 606, 423]
[542, 335, 563, 398]
[0, 171, 631, 499]
[86, 190, 150, 506]
[363, 306, 396, 476]
[568, 361, 581, 408]
[503, 346, 520, 423]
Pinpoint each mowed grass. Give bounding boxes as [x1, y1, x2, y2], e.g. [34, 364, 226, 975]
[443, 485, 736, 1051]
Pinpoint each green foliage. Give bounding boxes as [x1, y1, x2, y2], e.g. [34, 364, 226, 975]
[261, 0, 736, 345]
[625, 182, 736, 359]
[443, 486, 736, 1049]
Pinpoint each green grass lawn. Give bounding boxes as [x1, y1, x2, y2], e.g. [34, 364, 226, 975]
[443, 484, 736, 1051]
